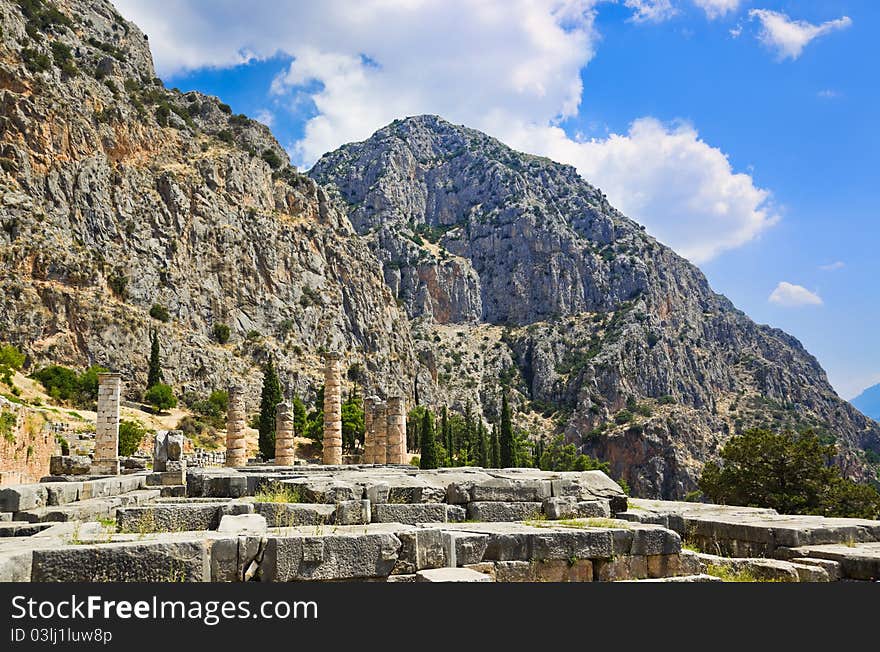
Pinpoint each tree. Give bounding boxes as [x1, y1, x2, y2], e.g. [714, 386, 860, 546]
[538, 435, 609, 472]
[341, 392, 364, 452]
[490, 424, 500, 468]
[258, 358, 283, 460]
[212, 323, 230, 344]
[699, 428, 880, 519]
[419, 408, 438, 469]
[147, 329, 163, 389]
[145, 383, 176, 412]
[441, 406, 454, 466]
[292, 396, 307, 438]
[476, 421, 489, 467]
[119, 420, 149, 456]
[499, 392, 514, 467]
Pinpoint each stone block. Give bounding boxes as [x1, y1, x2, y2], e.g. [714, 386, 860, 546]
[45, 482, 82, 506]
[466, 502, 543, 522]
[0, 484, 48, 512]
[373, 503, 449, 525]
[630, 526, 681, 556]
[462, 562, 496, 580]
[117, 504, 220, 533]
[146, 471, 187, 487]
[49, 455, 91, 476]
[396, 528, 448, 573]
[446, 505, 467, 522]
[260, 532, 402, 581]
[0, 547, 33, 582]
[217, 514, 268, 534]
[365, 482, 390, 504]
[469, 478, 551, 503]
[31, 540, 210, 582]
[788, 557, 840, 582]
[549, 471, 628, 513]
[646, 554, 684, 578]
[416, 567, 493, 582]
[543, 496, 577, 520]
[446, 532, 489, 566]
[335, 500, 371, 525]
[594, 555, 649, 581]
[254, 503, 336, 527]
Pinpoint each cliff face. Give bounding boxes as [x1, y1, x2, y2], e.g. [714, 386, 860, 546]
[311, 116, 880, 497]
[0, 0, 416, 407]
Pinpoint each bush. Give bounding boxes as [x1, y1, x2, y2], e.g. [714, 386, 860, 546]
[614, 409, 633, 425]
[119, 420, 149, 456]
[0, 344, 25, 371]
[217, 129, 233, 144]
[261, 149, 283, 169]
[218, 102, 232, 114]
[145, 383, 177, 412]
[699, 428, 880, 519]
[149, 304, 170, 322]
[212, 323, 230, 344]
[50, 41, 76, 76]
[538, 435, 609, 473]
[108, 274, 127, 298]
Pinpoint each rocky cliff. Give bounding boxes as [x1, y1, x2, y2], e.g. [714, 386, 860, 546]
[0, 0, 416, 408]
[311, 116, 880, 496]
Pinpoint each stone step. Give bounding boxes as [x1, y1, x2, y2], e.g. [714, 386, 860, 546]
[14, 489, 161, 523]
[625, 574, 722, 582]
[779, 542, 880, 581]
[0, 521, 57, 537]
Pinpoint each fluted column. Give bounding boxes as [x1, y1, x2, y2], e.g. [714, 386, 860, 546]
[373, 400, 387, 465]
[274, 401, 296, 466]
[322, 352, 343, 465]
[363, 396, 376, 464]
[225, 385, 247, 467]
[93, 373, 121, 475]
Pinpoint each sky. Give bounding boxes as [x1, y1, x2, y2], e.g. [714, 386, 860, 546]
[113, 0, 879, 400]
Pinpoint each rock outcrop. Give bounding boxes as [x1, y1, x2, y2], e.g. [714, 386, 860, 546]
[311, 115, 880, 497]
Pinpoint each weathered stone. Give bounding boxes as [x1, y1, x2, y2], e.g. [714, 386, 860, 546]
[470, 478, 551, 503]
[49, 456, 91, 476]
[92, 373, 121, 476]
[446, 532, 489, 566]
[335, 500, 371, 525]
[274, 402, 296, 466]
[32, 540, 209, 581]
[0, 484, 48, 512]
[373, 503, 448, 525]
[549, 472, 628, 514]
[255, 503, 336, 527]
[226, 386, 248, 468]
[396, 528, 448, 573]
[788, 557, 841, 582]
[217, 514, 268, 534]
[466, 502, 543, 522]
[260, 532, 402, 581]
[416, 567, 492, 582]
[386, 396, 407, 464]
[322, 353, 343, 466]
[594, 555, 649, 581]
[783, 542, 880, 581]
[43, 482, 82, 507]
[446, 505, 467, 522]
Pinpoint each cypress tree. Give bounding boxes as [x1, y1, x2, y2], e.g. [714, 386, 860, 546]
[490, 424, 500, 468]
[146, 329, 163, 389]
[441, 406, 453, 466]
[258, 358, 283, 460]
[477, 421, 489, 468]
[499, 392, 514, 467]
[419, 408, 438, 469]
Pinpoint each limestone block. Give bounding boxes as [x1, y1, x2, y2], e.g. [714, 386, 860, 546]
[543, 496, 578, 519]
[0, 484, 48, 512]
[469, 478, 551, 503]
[594, 555, 649, 581]
[466, 501, 543, 522]
[254, 503, 335, 527]
[372, 503, 448, 525]
[260, 532, 402, 581]
[45, 482, 82, 506]
[462, 562, 496, 580]
[416, 567, 493, 582]
[447, 532, 489, 566]
[446, 505, 467, 522]
[788, 557, 840, 582]
[49, 455, 91, 476]
[335, 499, 371, 525]
[549, 471, 628, 514]
[217, 514, 268, 534]
[31, 540, 209, 582]
[395, 528, 448, 573]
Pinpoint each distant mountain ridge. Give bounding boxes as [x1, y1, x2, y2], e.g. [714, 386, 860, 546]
[852, 385, 880, 422]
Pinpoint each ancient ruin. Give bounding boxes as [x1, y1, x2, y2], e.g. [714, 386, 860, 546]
[274, 402, 296, 466]
[322, 353, 343, 465]
[91, 373, 121, 476]
[225, 385, 247, 468]
[386, 396, 407, 465]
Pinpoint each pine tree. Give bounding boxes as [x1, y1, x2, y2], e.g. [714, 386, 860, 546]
[499, 392, 514, 467]
[419, 408, 438, 469]
[146, 329, 163, 389]
[477, 421, 489, 467]
[258, 358, 283, 460]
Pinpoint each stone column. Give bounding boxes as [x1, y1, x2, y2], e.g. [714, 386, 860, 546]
[93, 373, 121, 475]
[274, 402, 296, 466]
[322, 352, 343, 465]
[386, 396, 407, 465]
[373, 400, 387, 465]
[363, 396, 376, 464]
[225, 385, 247, 468]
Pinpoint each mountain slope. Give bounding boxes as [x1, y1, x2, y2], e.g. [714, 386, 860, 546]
[310, 115, 880, 496]
[0, 0, 415, 408]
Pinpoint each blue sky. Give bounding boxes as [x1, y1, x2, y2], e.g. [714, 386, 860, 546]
[116, 0, 878, 399]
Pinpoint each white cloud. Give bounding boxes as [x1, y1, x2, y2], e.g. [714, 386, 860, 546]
[692, 0, 742, 20]
[749, 9, 852, 60]
[114, 0, 777, 263]
[254, 109, 275, 127]
[625, 0, 677, 23]
[817, 89, 840, 100]
[819, 261, 845, 271]
[768, 282, 823, 307]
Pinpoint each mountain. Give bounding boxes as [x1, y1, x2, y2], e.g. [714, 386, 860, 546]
[0, 0, 415, 406]
[310, 115, 880, 496]
[1, 0, 877, 498]
[852, 385, 880, 422]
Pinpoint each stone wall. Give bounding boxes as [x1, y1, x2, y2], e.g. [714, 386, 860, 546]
[0, 399, 55, 485]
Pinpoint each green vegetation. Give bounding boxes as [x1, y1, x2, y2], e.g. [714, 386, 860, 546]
[261, 149, 283, 169]
[16, 0, 73, 33]
[341, 393, 364, 453]
[31, 364, 108, 407]
[699, 428, 880, 519]
[0, 344, 25, 388]
[212, 323, 231, 344]
[419, 408, 438, 469]
[254, 481, 303, 503]
[21, 47, 51, 73]
[50, 41, 76, 76]
[499, 391, 514, 468]
[258, 358, 283, 459]
[537, 435, 609, 473]
[118, 420, 149, 457]
[149, 304, 170, 322]
[107, 273, 127, 298]
[147, 329, 163, 389]
[145, 383, 176, 412]
[1, 410, 17, 444]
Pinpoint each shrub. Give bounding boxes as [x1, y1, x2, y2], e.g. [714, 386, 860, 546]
[21, 48, 51, 73]
[0, 344, 25, 371]
[217, 129, 233, 144]
[218, 102, 232, 114]
[212, 323, 230, 344]
[614, 410, 633, 425]
[149, 304, 170, 322]
[0, 411, 16, 443]
[145, 383, 177, 412]
[50, 41, 76, 76]
[119, 420, 149, 456]
[31, 365, 80, 402]
[261, 149, 283, 169]
[538, 435, 609, 473]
